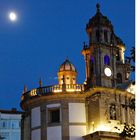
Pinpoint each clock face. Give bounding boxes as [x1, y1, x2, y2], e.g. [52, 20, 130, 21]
[104, 67, 112, 77]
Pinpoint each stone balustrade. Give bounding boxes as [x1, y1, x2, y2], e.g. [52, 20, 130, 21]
[21, 84, 84, 101]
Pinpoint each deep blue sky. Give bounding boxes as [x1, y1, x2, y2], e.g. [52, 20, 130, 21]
[0, 0, 135, 110]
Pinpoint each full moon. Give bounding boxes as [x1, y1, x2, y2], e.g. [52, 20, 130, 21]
[9, 12, 17, 21]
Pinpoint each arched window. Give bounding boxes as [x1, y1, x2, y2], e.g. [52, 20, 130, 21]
[104, 55, 110, 65]
[116, 50, 120, 61]
[90, 55, 94, 74]
[117, 73, 122, 84]
[104, 30, 108, 42]
[90, 55, 94, 63]
[96, 30, 100, 42]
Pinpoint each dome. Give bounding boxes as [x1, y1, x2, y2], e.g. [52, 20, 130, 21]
[59, 59, 77, 72]
[86, 3, 113, 29]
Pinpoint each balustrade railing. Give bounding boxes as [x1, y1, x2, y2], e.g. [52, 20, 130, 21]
[21, 84, 84, 101]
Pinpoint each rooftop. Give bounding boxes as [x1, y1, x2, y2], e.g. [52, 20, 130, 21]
[0, 108, 23, 114]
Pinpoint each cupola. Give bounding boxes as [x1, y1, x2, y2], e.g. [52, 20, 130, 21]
[87, 3, 113, 30]
[86, 3, 115, 45]
[57, 59, 77, 85]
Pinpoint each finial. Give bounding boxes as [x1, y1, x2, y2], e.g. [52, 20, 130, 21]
[83, 42, 88, 49]
[66, 56, 69, 60]
[83, 42, 86, 49]
[24, 85, 27, 93]
[83, 42, 86, 45]
[39, 78, 42, 87]
[96, 3, 100, 13]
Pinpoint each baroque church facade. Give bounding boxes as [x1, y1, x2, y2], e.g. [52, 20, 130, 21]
[20, 4, 135, 140]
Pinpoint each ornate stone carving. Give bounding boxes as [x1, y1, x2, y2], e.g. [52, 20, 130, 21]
[110, 104, 116, 120]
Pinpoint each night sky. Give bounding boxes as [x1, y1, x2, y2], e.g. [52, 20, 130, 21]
[0, 0, 135, 110]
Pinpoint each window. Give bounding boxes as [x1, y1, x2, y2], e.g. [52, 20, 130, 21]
[104, 30, 108, 42]
[117, 73, 122, 84]
[110, 104, 116, 120]
[110, 32, 114, 44]
[104, 55, 110, 65]
[90, 56, 94, 74]
[2, 120, 12, 129]
[116, 50, 120, 61]
[90, 55, 94, 63]
[96, 30, 100, 42]
[11, 120, 19, 129]
[2, 121, 6, 128]
[49, 109, 60, 123]
[19, 121, 21, 127]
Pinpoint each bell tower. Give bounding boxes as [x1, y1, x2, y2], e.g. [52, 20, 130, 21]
[82, 4, 130, 88]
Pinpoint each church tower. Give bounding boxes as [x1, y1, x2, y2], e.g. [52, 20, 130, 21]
[20, 3, 135, 140]
[82, 4, 130, 88]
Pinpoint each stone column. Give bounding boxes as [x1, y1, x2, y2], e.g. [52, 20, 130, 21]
[29, 111, 31, 140]
[41, 104, 47, 140]
[85, 101, 89, 134]
[126, 98, 130, 124]
[61, 101, 69, 140]
[22, 112, 31, 140]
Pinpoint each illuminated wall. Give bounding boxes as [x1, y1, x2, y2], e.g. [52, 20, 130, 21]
[69, 126, 86, 140]
[47, 126, 62, 140]
[69, 103, 86, 123]
[69, 103, 86, 140]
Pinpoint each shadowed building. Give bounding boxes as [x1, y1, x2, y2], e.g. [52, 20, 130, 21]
[0, 108, 22, 140]
[20, 4, 135, 140]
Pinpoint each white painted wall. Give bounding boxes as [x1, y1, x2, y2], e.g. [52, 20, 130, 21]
[0, 113, 21, 140]
[31, 129, 41, 140]
[47, 103, 60, 108]
[47, 126, 62, 140]
[69, 103, 86, 123]
[69, 126, 86, 140]
[31, 107, 40, 128]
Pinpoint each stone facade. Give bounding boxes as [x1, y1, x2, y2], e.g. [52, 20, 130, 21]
[21, 87, 135, 140]
[82, 4, 131, 88]
[86, 88, 135, 134]
[21, 93, 87, 140]
[83, 131, 135, 140]
[20, 3, 135, 140]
